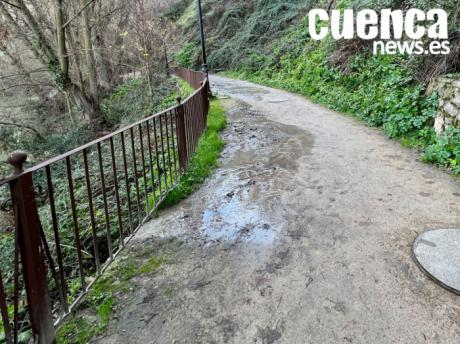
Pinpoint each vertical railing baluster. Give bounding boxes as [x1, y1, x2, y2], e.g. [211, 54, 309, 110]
[130, 127, 142, 223]
[83, 149, 102, 275]
[45, 166, 69, 313]
[152, 117, 163, 196]
[120, 132, 134, 234]
[110, 137, 124, 246]
[169, 110, 178, 181]
[200, 90, 204, 134]
[66, 156, 86, 289]
[13, 224, 19, 344]
[38, 223, 65, 313]
[196, 95, 200, 150]
[146, 121, 157, 207]
[138, 124, 149, 214]
[192, 96, 197, 154]
[0, 270, 12, 344]
[97, 143, 113, 260]
[188, 101, 193, 158]
[176, 97, 188, 171]
[184, 102, 190, 162]
[164, 112, 173, 186]
[159, 114, 168, 190]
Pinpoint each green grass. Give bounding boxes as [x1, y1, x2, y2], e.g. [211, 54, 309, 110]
[177, 78, 195, 98]
[56, 316, 96, 344]
[176, 1, 196, 28]
[161, 99, 227, 207]
[56, 251, 166, 344]
[139, 255, 166, 274]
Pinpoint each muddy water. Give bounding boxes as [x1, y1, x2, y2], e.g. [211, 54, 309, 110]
[134, 100, 314, 249]
[96, 76, 460, 344]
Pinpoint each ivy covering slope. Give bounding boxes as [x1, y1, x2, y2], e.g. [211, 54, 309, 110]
[173, 0, 460, 173]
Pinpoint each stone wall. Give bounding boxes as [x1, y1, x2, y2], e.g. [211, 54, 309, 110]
[427, 76, 460, 134]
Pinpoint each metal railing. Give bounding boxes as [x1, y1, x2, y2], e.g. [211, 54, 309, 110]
[0, 67, 209, 343]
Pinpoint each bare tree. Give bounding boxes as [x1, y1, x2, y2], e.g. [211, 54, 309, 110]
[0, 0, 104, 131]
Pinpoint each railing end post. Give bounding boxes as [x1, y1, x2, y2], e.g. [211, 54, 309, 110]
[7, 150, 28, 175]
[7, 149, 56, 343]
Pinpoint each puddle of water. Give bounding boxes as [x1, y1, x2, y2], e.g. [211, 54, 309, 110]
[201, 196, 276, 244]
[268, 99, 288, 103]
[214, 85, 270, 103]
[200, 173, 276, 244]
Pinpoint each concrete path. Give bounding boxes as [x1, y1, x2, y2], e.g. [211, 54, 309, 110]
[96, 76, 460, 344]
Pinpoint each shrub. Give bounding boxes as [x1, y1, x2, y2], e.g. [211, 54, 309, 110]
[423, 127, 460, 173]
[175, 43, 200, 69]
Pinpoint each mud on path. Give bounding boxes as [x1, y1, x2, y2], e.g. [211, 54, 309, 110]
[95, 76, 460, 344]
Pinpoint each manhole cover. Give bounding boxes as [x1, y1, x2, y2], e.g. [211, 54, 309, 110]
[413, 229, 460, 294]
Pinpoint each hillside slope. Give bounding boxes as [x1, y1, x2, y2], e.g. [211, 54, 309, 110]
[172, 0, 460, 173]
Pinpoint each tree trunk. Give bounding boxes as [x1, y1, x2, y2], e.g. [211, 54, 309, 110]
[54, 0, 102, 132]
[79, 0, 99, 104]
[1, 1, 104, 132]
[54, 0, 68, 77]
[95, 33, 112, 91]
[67, 28, 85, 88]
[69, 83, 102, 132]
[163, 39, 170, 77]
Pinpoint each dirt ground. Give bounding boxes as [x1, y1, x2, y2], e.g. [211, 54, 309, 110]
[94, 76, 460, 344]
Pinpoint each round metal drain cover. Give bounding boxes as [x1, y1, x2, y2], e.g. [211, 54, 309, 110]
[413, 229, 460, 294]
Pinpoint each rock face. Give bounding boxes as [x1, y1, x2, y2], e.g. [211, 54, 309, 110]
[427, 76, 460, 134]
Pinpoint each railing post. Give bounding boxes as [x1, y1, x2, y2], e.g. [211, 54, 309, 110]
[175, 97, 188, 171]
[7, 151, 56, 344]
[201, 80, 209, 128]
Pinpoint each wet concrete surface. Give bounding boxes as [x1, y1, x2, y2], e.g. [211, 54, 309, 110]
[95, 75, 460, 344]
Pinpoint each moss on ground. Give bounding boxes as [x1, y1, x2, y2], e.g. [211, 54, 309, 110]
[56, 249, 166, 344]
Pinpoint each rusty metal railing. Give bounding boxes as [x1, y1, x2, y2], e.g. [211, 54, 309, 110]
[0, 68, 209, 343]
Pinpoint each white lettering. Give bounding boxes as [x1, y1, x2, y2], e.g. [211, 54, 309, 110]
[309, 9, 329, 40]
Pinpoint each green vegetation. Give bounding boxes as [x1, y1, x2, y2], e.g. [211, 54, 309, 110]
[102, 78, 193, 127]
[0, 76, 197, 342]
[57, 248, 166, 344]
[173, 0, 460, 173]
[162, 99, 227, 207]
[175, 43, 200, 69]
[164, 0, 191, 20]
[423, 127, 460, 174]
[56, 317, 96, 344]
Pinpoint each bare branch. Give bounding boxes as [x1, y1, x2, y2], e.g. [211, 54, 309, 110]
[0, 68, 48, 80]
[1, 82, 52, 91]
[0, 0, 22, 10]
[62, 0, 95, 29]
[90, 6, 123, 29]
[0, 120, 43, 139]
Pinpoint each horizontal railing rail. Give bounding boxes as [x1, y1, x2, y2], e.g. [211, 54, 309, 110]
[0, 68, 209, 343]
